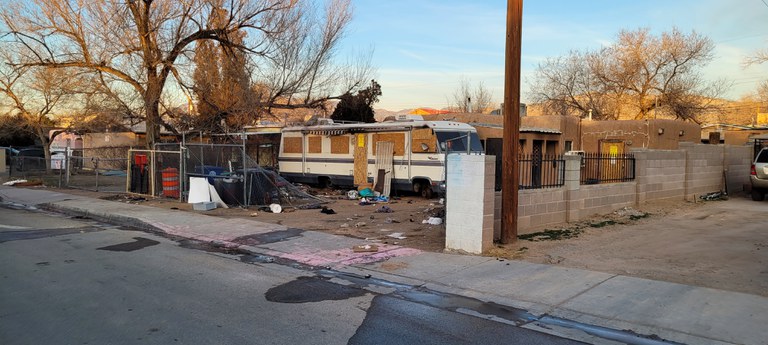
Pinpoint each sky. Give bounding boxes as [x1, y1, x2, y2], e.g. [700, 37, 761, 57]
[340, 0, 768, 111]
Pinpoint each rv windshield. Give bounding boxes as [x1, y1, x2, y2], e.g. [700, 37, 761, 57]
[436, 131, 484, 154]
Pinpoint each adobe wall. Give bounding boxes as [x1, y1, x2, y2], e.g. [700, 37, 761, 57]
[581, 119, 700, 152]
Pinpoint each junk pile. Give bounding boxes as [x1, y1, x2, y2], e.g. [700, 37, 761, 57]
[205, 156, 326, 208]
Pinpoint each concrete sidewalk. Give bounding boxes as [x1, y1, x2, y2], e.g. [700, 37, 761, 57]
[1, 186, 765, 345]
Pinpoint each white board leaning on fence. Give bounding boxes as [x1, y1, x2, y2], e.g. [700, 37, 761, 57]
[187, 177, 228, 208]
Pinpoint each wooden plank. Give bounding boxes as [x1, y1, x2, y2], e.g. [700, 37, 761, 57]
[354, 134, 368, 185]
[330, 135, 350, 154]
[307, 136, 322, 153]
[372, 133, 405, 156]
[283, 137, 303, 154]
[411, 128, 437, 153]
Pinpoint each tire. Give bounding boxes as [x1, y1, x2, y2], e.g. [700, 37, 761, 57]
[420, 182, 434, 199]
[751, 189, 765, 201]
[318, 177, 332, 189]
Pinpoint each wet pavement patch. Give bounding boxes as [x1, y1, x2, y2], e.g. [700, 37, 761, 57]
[97, 237, 160, 252]
[0, 226, 103, 243]
[265, 276, 367, 303]
[232, 228, 304, 246]
[349, 295, 587, 345]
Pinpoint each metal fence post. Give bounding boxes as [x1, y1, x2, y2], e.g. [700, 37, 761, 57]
[94, 157, 100, 191]
[65, 148, 70, 186]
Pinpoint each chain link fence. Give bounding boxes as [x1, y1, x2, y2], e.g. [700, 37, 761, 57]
[152, 142, 323, 208]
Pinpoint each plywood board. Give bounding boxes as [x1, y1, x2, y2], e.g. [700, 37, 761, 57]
[283, 137, 303, 154]
[411, 128, 437, 153]
[372, 133, 405, 156]
[308, 136, 322, 153]
[330, 135, 350, 154]
[354, 134, 368, 185]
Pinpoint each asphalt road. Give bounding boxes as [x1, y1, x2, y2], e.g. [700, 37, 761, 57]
[0, 206, 585, 345]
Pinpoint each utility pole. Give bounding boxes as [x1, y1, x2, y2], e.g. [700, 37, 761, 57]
[501, 0, 522, 244]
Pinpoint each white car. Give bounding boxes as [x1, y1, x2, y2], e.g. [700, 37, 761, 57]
[750, 147, 768, 201]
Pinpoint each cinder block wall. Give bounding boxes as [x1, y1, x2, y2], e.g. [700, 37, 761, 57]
[492, 145, 751, 237]
[578, 182, 636, 219]
[680, 143, 724, 200]
[724, 145, 752, 194]
[632, 149, 687, 203]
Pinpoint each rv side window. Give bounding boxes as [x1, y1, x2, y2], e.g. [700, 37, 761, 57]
[436, 131, 484, 153]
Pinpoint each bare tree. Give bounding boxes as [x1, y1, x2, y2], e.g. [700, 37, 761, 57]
[529, 28, 722, 122]
[452, 77, 494, 113]
[0, 49, 84, 168]
[2, 0, 369, 147]
[528, 50, 617, 119]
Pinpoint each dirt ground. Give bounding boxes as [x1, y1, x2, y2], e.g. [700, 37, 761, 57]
[11, 179, 768, 297]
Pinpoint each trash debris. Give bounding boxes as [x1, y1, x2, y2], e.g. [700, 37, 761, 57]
[347, 190, 359, 199]
[370, 195, 389, 203]
[193, 201, 216, 211]
[387, 232, 407, 240]
[359, 198, 373, 206]
[2, 179, 28, 186]
[340, 223, 350, 228]
[438, 198, 445, 205]
[355, 222, 367, 228]
[320, 206, 336, 214]
[249, 212, 259, 217]
[375, 205, 394, 213]
[359, 188, 375, 198]
[352, 244, 379, 253]
[384, 217, 399, 224]
[700, 191, 728, 201]
[269, 203, 282, 213]
[422, 217, 443, 225]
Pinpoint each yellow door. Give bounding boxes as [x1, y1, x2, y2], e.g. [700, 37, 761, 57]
[600, 140, 625, 182]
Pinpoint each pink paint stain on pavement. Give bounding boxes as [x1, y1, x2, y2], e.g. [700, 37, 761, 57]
[269, 245, 421, 268]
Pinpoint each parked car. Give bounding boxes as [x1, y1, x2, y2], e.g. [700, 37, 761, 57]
[15, 147, 46, 171]
[750, 147, 768, 201]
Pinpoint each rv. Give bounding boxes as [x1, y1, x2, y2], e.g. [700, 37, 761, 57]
[278, 118, 484, 198]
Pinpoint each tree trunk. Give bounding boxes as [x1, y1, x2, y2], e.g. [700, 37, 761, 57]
[144, 78, 161, 148]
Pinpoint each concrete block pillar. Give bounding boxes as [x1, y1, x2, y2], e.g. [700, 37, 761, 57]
[445, 154, 494, 254]
[564, 154, 581, 222]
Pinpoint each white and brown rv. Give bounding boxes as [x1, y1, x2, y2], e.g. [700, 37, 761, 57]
[278, 118, 483, 198]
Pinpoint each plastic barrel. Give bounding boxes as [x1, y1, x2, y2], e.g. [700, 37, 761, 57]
[161, 167, 180, 198]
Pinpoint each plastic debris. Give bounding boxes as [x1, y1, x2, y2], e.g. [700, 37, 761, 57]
[700, 191, 728, 201]
[352, 244, 379, 253]
[359, 188, 375, 197]
[340, 223, 350, 228]
[320, 206, 336, 214]
[422, 217, 443, 225]
[355, 222, 367, 228]
[2, 179, 28, 186]
[269, 203, 282, 213]
[387, 232, 407, 240]
[347, 190, 359, 199]
[375, 205, 393, 213]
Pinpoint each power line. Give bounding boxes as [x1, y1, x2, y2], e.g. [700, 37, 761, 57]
[763, 0, 768, 8]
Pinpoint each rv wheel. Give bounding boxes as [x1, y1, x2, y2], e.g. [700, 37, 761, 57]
[318, 176, 333, 189]
[420, 182, 433, 199]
